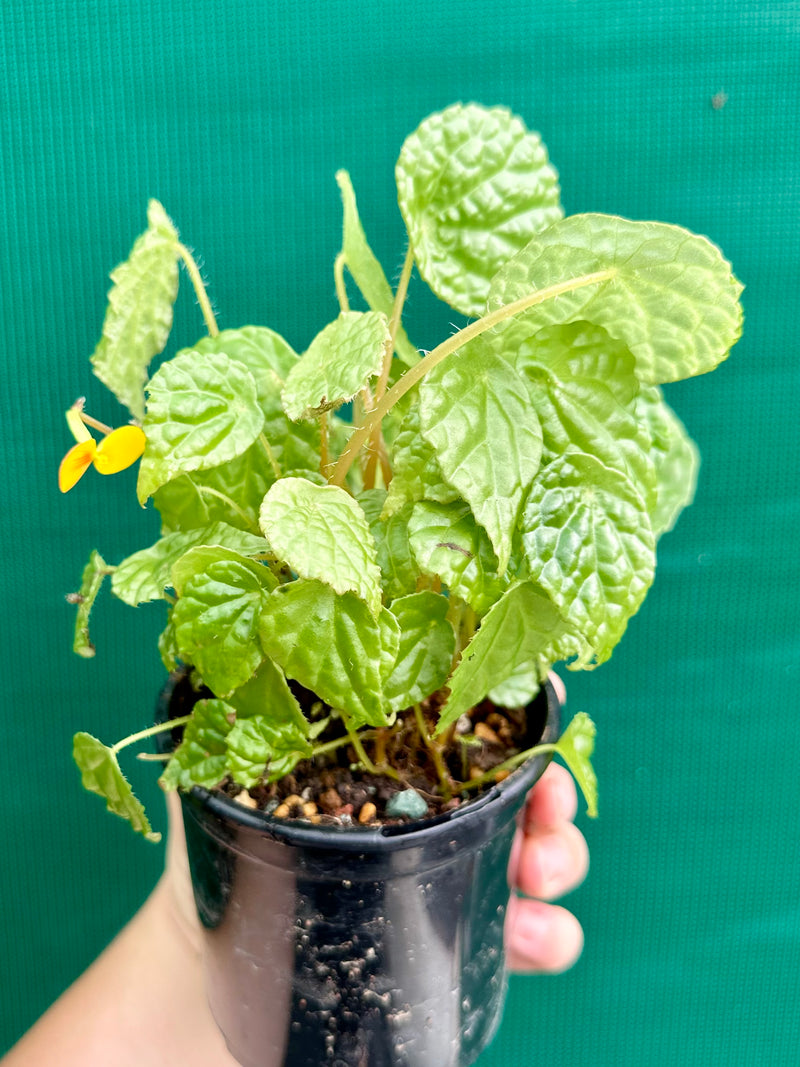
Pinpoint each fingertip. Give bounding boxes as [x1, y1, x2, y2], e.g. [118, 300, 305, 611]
[505, 897, 584, 975]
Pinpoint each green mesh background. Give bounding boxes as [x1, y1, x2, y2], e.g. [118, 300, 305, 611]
[2, 2, 798, 1063]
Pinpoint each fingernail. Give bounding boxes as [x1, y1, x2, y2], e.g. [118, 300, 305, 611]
[536, 838, 569, 896]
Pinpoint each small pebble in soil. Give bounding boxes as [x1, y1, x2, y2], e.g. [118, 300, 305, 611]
[385, 788, 428, 819]
[234, 790, 258, 809]
[358, 802, 377, 824]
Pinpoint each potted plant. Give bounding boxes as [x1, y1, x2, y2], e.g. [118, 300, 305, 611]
[61, 103, 742, 1067]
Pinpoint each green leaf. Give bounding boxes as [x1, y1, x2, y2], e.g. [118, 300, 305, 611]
[437, 581, 565, 733]
[630, 386, 700, 537]
[281, 311, 390, 421]
[336, 170, 418, 366]
[171, 556, 273, 695]
[383, 591, 455, 710]
[382, 402, 459, 518]
[407, 500, 508, 615]
[160, 699, 232, 791]
[70, 550, 115, 658]
[259, 478, 382, 617]
[90, 200, 180, 419]
[420, 335, 542, 572]
[225, 656, 308, 731]
[518, 323, 657, 512]
[521, 452, 655, 665]
[138, 351, 264, 502]
[259, 580, 394, 728]
[190, 326, 299, 412]
[358, 490, 421, 600]
[397, 103, 562, 317]
[554, 712, 598, 818]
[170, 546, 277, 598]
[73, 732, 160, 841]
[111, 523, 270, 605]
[487, 661, 540, 708]
[488, 213, 743, 385]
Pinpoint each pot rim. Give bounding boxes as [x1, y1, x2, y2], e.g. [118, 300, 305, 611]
[161, 672, 562, 854]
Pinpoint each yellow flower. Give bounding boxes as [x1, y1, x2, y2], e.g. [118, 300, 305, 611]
[58, 404, 146, 493]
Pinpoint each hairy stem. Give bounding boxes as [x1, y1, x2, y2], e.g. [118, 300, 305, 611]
[111, 715, 194, 756]
[375, 245, 414, 403]
[177, 242, 219, 337]
[330, 269, 616, 487]
[334, 252, 350, 313]
[260, 432, 282, 480]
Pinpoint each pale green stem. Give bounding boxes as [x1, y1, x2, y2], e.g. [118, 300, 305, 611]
[196, 485, 259, 533]
[111, 715, 193, 756]
[310, 728, 378, 760]
[330, 269, 616, 487]
[334, 252, 350, 313]
[260, 433, 282, 480]
[345, 721, 400, 781]
[375, 245, 414, 403]
[319, 411, 331, 480]
[456, 742, 559, 794]
[177, 242, 219, 337]
[413, 703, 452, 800]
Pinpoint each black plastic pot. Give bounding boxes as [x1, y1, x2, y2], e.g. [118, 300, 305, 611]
[157, 673, 561, 1067]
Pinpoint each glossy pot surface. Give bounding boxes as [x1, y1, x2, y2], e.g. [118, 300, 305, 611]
[158, 674, 561, 1067]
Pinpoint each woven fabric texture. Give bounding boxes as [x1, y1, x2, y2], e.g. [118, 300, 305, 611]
[1, 2, 798, 1063]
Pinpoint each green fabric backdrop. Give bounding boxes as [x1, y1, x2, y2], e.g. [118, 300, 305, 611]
[2, 1, 798, 1063]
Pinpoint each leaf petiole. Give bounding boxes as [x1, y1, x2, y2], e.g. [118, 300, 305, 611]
[330, 268, 617, 486]
[177, 242, 219, 338]
[110, 714, 193, 757]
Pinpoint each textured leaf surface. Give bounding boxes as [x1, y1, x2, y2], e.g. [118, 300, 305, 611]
[259, 478, 382, 616]
[630, 386, 700, 536]
[437, 581, 564, 732]
[73, 733, 160, 841]
[358, 490, 421, 600]
[518, 322, 657, 511]
[521, 452, 655, 665]
[488, 213, 743, 384]
[259, 580, 394, 728]
[554, 712, 598, 817]
[111, 523, 269, 605]
[191, 326, 299, 410]
[227, 712, 312, 788]
[383, 591, 455, 710]
[71, 550, 114, 658]
[170, 547, 276, 598]
[171, 557, 272, 695]
[90, 200, 179, 419]
[382, 403, 459, 518]
[337, 170, 418, 366]
[282, 311, 390, 420]
[160, 699, 231, 790]
[420, 336, 542, 572]
[138, 351, 264, 502]
[408, 500, 508, 615]
[397, 103, 562, 316]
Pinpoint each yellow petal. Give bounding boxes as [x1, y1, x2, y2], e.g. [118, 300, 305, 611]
[92, 425, 146, 475]
[59, 440, 97, 492]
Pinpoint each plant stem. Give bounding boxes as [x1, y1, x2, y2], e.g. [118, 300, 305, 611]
[310, 728, 381, 760]
[79, 412, 114, 435]
[345, 721, 400, 781]
[413, 703, 452, 800]
[319, 412, 331, 480]
[260, 433, 282, 480]
[196, 485, 260, 533]
[456, 742, 559, 794]
[177, 242, 219, 337]
[375, 245, 414, 403]
[111, 715, 193, 756]
[334, 252, 350, 313]
[330, 269, 616, 487]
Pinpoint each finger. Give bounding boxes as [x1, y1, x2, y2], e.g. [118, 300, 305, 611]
[523, 762, 579, 829]
[505, 896, 584, 974]
[511, 821, 589, 900]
